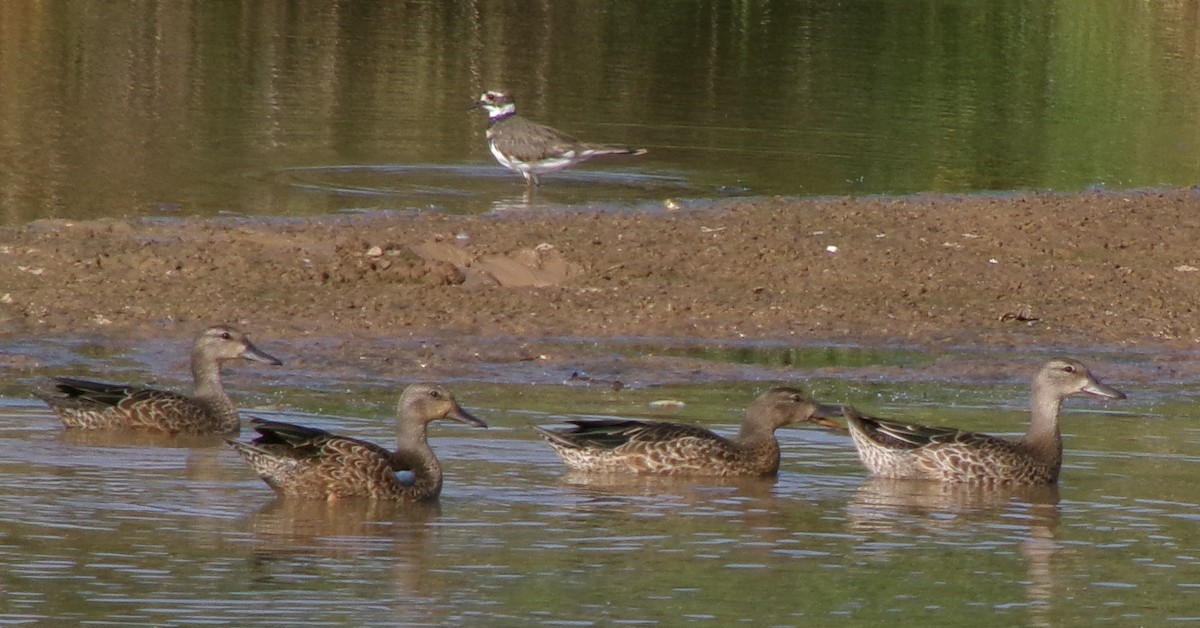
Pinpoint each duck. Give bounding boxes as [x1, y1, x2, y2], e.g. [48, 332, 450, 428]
[533, 386, 842, 476]
[227, 383, 487, 501]
[843, 358, 1126, 485]
[36, 325, 281, 434]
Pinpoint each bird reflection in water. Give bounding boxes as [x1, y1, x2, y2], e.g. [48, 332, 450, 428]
[243, 498, 443, 605]
[847, 478, 1061, 627]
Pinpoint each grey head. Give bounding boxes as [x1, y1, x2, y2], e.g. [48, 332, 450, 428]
[194, 325, 282, 366]
[397, 383, 487, 429]
[745, 386, 844, 431]
[1035, 358, 1125, 401]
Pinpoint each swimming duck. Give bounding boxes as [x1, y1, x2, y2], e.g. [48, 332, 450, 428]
[533, 386, 841, 476]
[227, 383, 486, 501]
[36, 325, 281, 434]
[843, 358, 1126, 485]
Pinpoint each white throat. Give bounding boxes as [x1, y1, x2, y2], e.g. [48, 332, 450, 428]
[487, 102, 516, 120]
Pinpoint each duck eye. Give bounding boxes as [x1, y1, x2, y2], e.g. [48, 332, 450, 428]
[429, 390, 442, 399]
[221, 331, 232, 340]
[1062, 365, 1075, 373]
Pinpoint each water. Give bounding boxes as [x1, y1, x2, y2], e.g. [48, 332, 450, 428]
[1, 344, 1198, 625]
[3, 1, 1200, 224]
[4, 1, 1200, 623]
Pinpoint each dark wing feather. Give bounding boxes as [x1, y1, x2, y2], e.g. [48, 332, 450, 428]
[857, 414, 966, 449]
[250, 419, 333, 449]
[489, 116, 585, 162]
[52, 377, 144, 406]
[47, 376, 191, 409]
[537, 419, 720, 450]
[248, 418, 394, 464]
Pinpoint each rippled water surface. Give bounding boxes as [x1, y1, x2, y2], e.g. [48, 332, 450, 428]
[0, 345, 1198, 625]
[4, 1, 1200, 623]
[3, 1, 1200, 223]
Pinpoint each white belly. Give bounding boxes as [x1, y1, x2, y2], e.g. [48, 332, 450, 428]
[489, 143, 579, 175]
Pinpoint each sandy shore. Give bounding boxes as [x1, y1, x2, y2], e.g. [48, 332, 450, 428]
[3, 188, 1200, 357]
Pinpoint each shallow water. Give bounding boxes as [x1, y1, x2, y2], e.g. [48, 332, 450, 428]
[5, 1, 1200, 624]
[3, 1, 1200, 224]
[1, 343, 1198, 625]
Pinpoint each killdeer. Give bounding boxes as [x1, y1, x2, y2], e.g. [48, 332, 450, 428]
[472, 90, 646, 187]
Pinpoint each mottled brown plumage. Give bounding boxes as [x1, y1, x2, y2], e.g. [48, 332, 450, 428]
[35, 325, 281, 433]
[844, 358, 1126, 485]
[227, 384, 487, 501]
[533, 387, 842, 476]
[473, 90, 646, 187]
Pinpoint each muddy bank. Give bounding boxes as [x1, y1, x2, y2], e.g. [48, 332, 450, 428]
[3, 188, 1200, 356]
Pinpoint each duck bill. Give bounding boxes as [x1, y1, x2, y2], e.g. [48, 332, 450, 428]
[813, 402, 845, 420]
[240, 342, 283, 366]
[808, 403, 848, 431]
[810, 416, 847, 431]
[1083, 380, 1126, 400]
[806, 417, 844, 432]
[448, 405, 488, 428]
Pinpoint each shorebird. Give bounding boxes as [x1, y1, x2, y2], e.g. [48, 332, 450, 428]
[472, 90, 646, 187]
